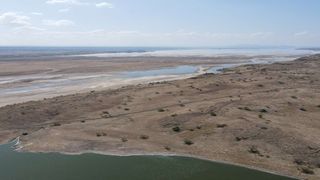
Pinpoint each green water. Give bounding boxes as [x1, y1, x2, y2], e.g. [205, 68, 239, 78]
[0, 141, 296, 180]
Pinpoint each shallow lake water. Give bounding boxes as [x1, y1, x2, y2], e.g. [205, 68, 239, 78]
[0, 141, 296, 180]
[121, 65, 199, 78]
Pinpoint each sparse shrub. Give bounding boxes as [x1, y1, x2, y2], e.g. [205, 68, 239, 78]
[171, 114, 177, 117]
[158, 108, 165, 112]
[259, 114, 263, 119]
[53, 123, 61, 127]
[101, 111, 111, 118]
[217, 124, 227, 128]
[96, 132, 107, 137]
[294, 159, 304, 165]
[300, 166, 314, 175]
[164, 146, 171, 151]
[299, 108, 307, 112]
[22, 132, 28, 136]
[124, 108, 130, 111]
[235, 136, 248, 141]
[121, 138, 128, 142]
[260, 109, 268, 113]
[239, 107, 252, 111]
[210, 112, 217, 116]
[184, 139, 194, 145]
[140, 135, 149, 140]
[248, 146, 260, 154]
[172, 126, 181, 132]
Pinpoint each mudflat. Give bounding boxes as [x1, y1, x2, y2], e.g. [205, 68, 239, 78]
[0, 55, 258, 107]
[0, 55, 319, 179]
[0, 56, 253, 76]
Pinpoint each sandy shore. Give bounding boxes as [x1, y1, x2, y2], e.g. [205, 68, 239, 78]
[0, 54, 320, 179]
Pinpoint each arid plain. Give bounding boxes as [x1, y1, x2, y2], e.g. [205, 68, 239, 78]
[0, 55, 319, 179]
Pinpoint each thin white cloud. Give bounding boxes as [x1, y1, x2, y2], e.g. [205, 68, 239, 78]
[31, 12, 43, 16]
[46, 0, 114, 8]
[0, 12, 45, 32]
[96, 2, 114, 8]
[250, 32, 273, 38]
[43, 19, 75, 27]
[58, 8, 70, 13]
[46, 0, 88, 5]
[294, 31, 308, 37]
[15, 25, 46, 32]
[0, 12, 31, 27]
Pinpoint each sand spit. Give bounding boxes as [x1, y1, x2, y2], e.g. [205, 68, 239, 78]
[0, 55, 320, 179]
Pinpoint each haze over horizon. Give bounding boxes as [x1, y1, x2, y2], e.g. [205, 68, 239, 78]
[0, 0, 319, 47]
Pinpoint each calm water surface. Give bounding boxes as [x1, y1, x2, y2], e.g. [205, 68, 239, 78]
[0, 141, 296, 180]
[121, 65, 198, 78]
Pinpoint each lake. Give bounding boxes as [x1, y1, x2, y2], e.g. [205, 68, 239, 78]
[0, 140, 296, 180]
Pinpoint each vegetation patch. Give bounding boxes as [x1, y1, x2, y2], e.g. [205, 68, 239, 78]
[22, 132, 28, 136]
[172, 126, 181, 132]
[299, 107, 307, 112]
[140, 135, 149, 140]
[96, 132, 107, 137]
[216, 124, 227, 128]
[210, 112, 217, 116]
[248, 146, 260, 155]
[300, 166, 314, 175]
[184, 139, 194, 145]
[259, 109, 268, 113]
[52, 123, 61, 127]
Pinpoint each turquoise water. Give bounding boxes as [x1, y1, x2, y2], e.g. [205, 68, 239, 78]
[0, 141, 296, 180]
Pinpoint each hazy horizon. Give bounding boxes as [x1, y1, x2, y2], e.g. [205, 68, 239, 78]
[1, 0, 320, 47]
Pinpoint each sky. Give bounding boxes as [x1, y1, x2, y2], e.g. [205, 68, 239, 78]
[0, 0, 319, 47]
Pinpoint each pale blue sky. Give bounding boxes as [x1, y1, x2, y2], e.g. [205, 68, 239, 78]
[0, 0, 319, 46]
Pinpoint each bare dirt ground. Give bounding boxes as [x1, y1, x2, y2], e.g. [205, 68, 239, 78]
[0, 55, 319, 179]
